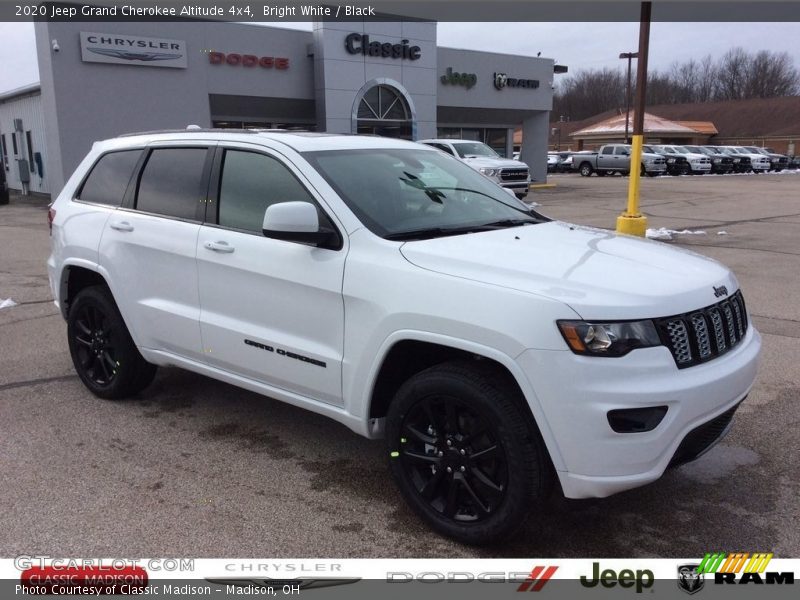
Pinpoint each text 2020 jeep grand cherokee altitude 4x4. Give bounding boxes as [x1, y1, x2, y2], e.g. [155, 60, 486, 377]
[48, 130, 761, 544]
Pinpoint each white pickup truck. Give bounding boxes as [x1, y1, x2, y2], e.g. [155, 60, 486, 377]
[48, 129, 760, 544]
[420, 139, 530, 198]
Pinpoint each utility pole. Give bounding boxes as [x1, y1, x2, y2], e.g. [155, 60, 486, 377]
[616, 2, 651, 237]
[619, 52, 638, 144]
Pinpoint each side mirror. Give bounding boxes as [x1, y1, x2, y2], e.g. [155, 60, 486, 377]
[262, 201, 338, 248]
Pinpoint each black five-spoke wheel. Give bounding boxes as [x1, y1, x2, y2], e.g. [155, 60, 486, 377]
[386, 361, 552, 544]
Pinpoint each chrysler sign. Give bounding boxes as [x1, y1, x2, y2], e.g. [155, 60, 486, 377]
[80, 32, 188, 68]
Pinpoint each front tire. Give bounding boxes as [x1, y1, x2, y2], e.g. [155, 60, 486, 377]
[67, 285, 156, 400]
[386, 361, 552, 545]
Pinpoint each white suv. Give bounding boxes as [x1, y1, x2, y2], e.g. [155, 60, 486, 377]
[48, 129, 761, 544]
[419, 139, 531, 198]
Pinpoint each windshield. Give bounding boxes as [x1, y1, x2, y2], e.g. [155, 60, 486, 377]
[685, 146, 703, 153]
[303, 148, 544, 240]
[451, 142, 499, 159]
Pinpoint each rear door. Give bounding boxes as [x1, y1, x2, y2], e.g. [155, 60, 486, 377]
[98, 143, 213, 360]
[196, 143, 347, 406]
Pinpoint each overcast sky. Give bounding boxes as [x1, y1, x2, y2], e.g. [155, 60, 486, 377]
[2, 20, 800, 93]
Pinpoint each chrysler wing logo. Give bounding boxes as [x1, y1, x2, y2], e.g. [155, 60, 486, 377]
[713, 285, 729, 298]
[494, 72, 509, 89]
[677, 564, 705, 595]
[205, 578, 361, 591]
[87, 47, 183, 62]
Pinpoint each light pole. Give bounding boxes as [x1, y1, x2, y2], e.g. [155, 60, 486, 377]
[619, 51, 638, 145]
[616, 2, 651, 237]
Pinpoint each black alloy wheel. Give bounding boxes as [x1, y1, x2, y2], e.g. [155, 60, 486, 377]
[72, 302, 118, 387]
[68, 286, 157, 399]
[386, 361, 551, 544]
[398, 395, 508, 523]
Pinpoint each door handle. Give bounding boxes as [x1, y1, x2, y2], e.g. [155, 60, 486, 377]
[204, 241, 235, 254]
[109, 221, 134, 232]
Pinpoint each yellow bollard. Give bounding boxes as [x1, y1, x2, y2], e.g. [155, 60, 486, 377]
[616, 134, 648, 237]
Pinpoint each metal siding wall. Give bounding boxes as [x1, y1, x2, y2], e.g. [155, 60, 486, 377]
[0, 92, 50, 195]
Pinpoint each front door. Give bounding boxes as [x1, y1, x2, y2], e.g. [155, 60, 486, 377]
[196, 144, 346, 405]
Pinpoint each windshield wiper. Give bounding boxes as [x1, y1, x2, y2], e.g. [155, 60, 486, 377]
[385, 219, 541, 241]
[384, 225, 496, 241]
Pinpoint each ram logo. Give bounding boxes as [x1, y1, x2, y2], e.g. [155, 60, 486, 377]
[494, 72, 509, 89]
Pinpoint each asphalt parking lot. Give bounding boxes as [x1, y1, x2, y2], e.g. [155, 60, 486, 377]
[1, 171, 799, 558]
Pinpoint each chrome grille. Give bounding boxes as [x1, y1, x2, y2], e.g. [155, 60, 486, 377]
[691, 313, 712, 358]
[657, 290, 748, 369]
[500, 168, 529, 182]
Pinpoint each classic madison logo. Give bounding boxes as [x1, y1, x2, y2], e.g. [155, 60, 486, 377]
[677, 564, 704, 595]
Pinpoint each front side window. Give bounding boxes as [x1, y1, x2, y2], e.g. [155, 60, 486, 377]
[136, 148, 208, 220]
[217, 150, 316, 233]
[304, 148, 544, 240]
[77, 150, 142, 206]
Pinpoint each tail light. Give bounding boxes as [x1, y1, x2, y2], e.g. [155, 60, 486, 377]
[48, 207, 56, 235]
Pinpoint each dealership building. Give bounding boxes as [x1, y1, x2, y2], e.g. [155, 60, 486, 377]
[6, 19, 556, 195]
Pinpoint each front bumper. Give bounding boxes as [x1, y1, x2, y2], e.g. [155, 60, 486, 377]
[644, 163, 667, 173]
[516, 325, 761, 498]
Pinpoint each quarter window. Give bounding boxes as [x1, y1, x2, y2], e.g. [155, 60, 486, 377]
[217, 150, 316, 233]
[77, 150, 142, 207]
[136, 148, 208, 220]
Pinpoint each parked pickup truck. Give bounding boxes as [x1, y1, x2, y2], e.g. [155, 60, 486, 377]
[572, 144, 667, 177]
[420, 139, 530, 198]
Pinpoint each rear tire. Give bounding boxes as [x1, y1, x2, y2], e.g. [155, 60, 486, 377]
[386, 360, 552, 545]
[67, 285, 157, 400]
[579, 163, 593, 177]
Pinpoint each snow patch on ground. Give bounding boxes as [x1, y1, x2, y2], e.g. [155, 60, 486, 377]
[0, 298, 18, 309]
[646, 228, 707, 241]
[717, 231, 728, 235]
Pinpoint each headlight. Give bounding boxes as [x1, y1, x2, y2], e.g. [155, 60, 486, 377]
[713, 158, 721, 163]
[667, 158, 675, 163]
[557, 320, 662, 357]
[479, 168, 498, 177]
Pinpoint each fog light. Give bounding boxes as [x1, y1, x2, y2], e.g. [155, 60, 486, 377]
[607, 406, 668, 433]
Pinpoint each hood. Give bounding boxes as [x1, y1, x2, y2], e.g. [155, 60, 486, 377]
[682, 152, 708, 161]
[461, 156, 529, 170]
[641, 152, 664, 161]
[400, 221, 737, 320]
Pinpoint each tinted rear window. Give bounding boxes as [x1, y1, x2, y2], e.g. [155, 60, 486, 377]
[136, 148, 208, 220]
[77, 150, 142, 206]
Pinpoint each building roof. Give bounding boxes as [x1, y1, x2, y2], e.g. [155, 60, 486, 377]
[674, 120, 718, 135]
[648, 96, 800, 138]
[571, 112, 699, 138]
[0, 83, 41, 103]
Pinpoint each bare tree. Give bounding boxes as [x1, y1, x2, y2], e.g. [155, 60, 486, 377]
[715, 47, 750, 100]
[553, 48, 798, 120]
[696, 55, 717, 102]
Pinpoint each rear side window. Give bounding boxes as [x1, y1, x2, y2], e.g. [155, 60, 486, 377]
[136, 148, 208, 220]
[217, 150, 316, 233]
[77, 150, 142, 206]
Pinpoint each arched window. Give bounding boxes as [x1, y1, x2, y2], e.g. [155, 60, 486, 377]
[356, 84, 412, 139]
